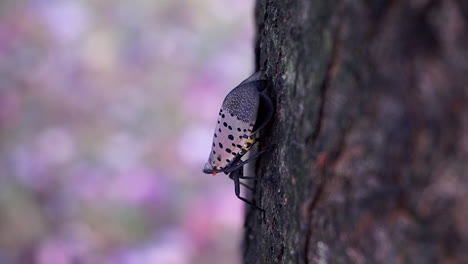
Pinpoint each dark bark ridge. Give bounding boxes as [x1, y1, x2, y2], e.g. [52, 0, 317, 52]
[244, 1, 468, 263]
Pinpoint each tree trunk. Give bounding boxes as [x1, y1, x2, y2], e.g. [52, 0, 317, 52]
[244, 1, 468, 263]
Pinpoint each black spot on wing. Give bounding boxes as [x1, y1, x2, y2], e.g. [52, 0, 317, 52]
[228, 135, 234, 140]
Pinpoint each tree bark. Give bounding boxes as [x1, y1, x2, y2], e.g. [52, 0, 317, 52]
[244, 1, 468, 263]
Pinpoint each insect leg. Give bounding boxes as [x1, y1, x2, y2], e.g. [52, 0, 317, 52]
[224, 145, 273, 173]
[238, 175, 273, 181]
[229, 173, 254, 191]
[231, 168, 264, 211]
[239, 181, 254, 191]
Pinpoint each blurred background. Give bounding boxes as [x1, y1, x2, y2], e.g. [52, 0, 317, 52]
[0, 0, 255, 263]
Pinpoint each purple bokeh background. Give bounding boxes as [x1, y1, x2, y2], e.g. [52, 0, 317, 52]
[0, 0, 255, 263]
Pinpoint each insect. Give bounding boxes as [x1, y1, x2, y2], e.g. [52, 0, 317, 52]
[203, 71, 274, 210]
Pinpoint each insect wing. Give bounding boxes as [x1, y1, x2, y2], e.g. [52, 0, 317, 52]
[207, 82, 260, 172]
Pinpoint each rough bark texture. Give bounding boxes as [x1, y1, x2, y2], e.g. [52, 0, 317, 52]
[244, 1, 468, 263]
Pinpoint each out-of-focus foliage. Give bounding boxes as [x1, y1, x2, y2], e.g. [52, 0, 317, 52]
[0, 0, 254, 263]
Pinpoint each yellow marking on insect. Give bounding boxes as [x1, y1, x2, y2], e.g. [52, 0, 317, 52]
[242, 138, 256, 151]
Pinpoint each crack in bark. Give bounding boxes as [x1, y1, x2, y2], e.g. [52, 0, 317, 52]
[367, 0, 401, 39]
[302, 5, 345, 264]
[302, 121, 354, 264]
[302, 173, 326, 264]
[305, 21, 343, 147]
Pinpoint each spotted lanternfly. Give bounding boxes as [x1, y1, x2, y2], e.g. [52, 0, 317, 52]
[203, 71, 274, 210]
